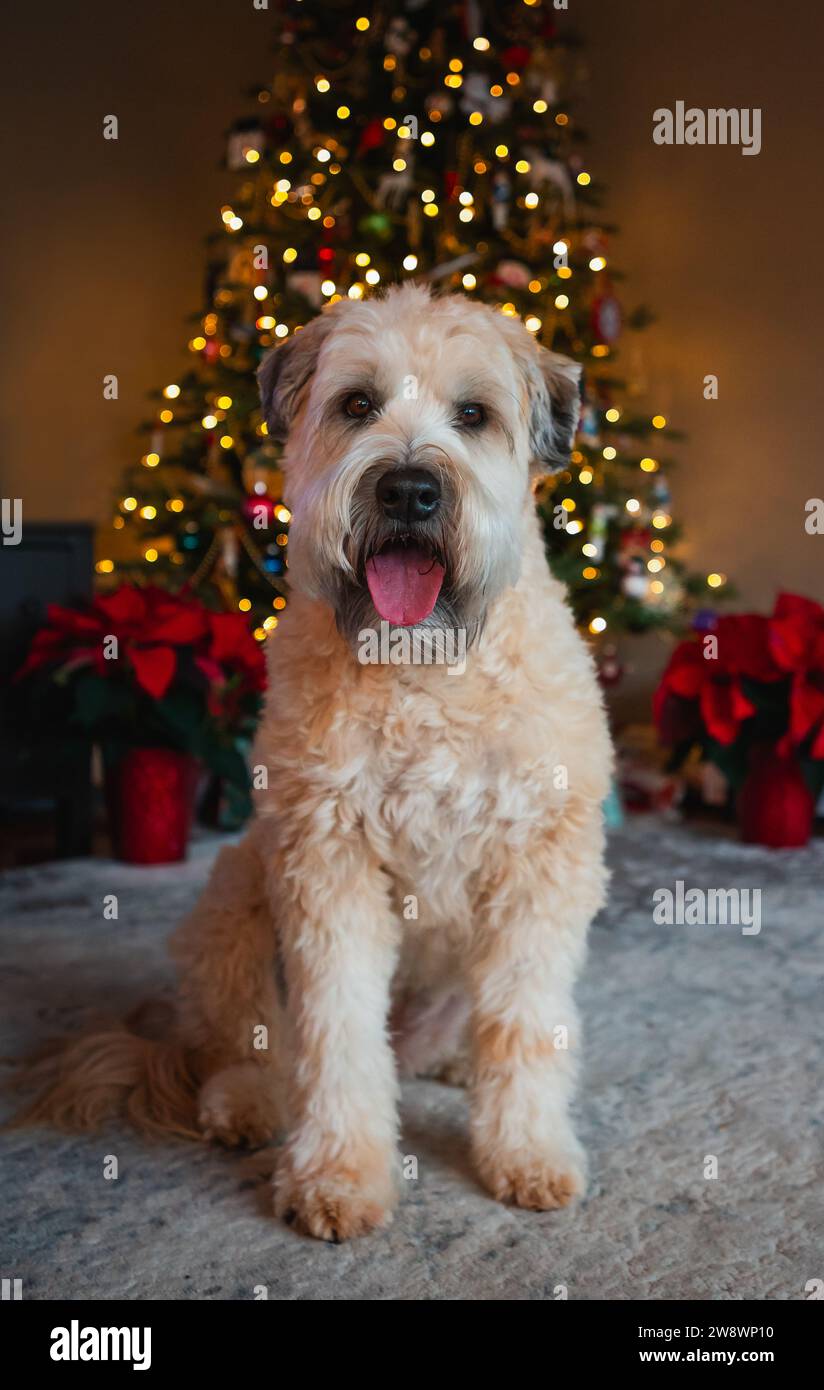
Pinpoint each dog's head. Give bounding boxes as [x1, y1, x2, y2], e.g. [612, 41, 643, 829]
[258, 285, 580, 647]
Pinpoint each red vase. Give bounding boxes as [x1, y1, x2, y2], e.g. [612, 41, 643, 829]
[737, 747, 815, 849]
[106, 748, 197, 864]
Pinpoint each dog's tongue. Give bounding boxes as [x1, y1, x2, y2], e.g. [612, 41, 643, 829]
[366, 545, 445, 626]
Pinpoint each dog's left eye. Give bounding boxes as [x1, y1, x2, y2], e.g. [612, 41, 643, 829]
[456, 402, 485, 428]
[343, 392, 373, 420]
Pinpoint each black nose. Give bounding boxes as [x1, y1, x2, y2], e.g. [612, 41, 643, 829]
[375, 468, 441, 524]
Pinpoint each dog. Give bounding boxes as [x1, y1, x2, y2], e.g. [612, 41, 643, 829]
[13, 285, 612, 1241]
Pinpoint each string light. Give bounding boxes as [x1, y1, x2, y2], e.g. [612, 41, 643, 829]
[707, 572, 726, 588]
[652, 414, 667, 429]
[589, 617, 607, 634]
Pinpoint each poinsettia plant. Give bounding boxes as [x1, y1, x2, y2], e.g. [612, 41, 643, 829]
[654, 592, 824, 796]
[16, 584, 266, 810]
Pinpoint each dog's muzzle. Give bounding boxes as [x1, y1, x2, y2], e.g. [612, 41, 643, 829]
[364, 466, 446, 627]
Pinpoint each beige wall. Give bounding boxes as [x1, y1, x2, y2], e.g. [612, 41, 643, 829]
[4, 1, 822, 634]
[575, 0, 824, 616]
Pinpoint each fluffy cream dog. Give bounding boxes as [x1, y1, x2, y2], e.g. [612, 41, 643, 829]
[18, 286, 612, 1242]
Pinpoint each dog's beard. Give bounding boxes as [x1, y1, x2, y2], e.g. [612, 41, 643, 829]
[306, 462, 482, 652]
[287, 450, 523, 657]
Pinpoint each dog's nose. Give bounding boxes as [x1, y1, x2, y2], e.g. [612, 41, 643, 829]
[375, 468, 441, 524]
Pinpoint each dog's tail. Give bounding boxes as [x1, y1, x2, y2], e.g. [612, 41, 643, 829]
[5, 1001, 203, 1141]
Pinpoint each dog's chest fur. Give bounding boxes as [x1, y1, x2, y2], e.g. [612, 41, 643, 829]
[256, 539, 611, 940]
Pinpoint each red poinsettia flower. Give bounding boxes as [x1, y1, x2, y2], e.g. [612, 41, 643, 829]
[769, 592, 824, 755]
[17, 584, 214, 701]
[654, 613, 780, 748]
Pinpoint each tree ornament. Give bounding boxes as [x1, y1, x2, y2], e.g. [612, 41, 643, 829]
[490, 171, 512, 230]
[591, 291, 622, 344]
[286, 269, 323, 307]
[425, 92, 453, 121]
[226, 120, 265, 172]
[460, 72, 511, 124]
[357, 118, 385, 156]
[376, 147, 415, 210]
[597, 643, 624, 688]
[242, 493, 278, 532]
[385, 16, 416, 58]
[490, 259, 532, 290]
[588, 502, 617, 561]
[578, 402, 601, 446]
[358, 210, 394, 241]
[523, 146, 576, 218]
[621, 554, 650, 601]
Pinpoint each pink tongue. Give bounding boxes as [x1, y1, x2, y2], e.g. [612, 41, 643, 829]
[366, 546, 445, 626]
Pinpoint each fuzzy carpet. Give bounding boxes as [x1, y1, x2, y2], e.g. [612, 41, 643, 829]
[1, 819, 822, 1301]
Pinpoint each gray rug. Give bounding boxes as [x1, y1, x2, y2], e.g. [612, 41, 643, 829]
[1, 819, 822, 1301]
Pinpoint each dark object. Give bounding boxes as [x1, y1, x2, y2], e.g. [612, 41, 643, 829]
[0, 523, 93, 857]
[737, 747, 815, 849]
[105, 748, 197, 864]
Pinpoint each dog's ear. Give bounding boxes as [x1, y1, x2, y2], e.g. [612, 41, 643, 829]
[528, 346, 582, 472]
[257, 312, 334, 442]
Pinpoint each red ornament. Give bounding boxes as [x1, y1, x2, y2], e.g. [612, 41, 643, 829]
[500, 45, 530, 71]
[591, 292, 622, 344]
[106, 748, 197, 864]
[737, 748, 815, 849]
[358, 118, 385, 155]
[242, 493, 278, 529]
[203, 339, 220, 363]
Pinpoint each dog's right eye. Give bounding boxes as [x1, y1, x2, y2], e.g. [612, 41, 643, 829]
[343, 392, 373, 420]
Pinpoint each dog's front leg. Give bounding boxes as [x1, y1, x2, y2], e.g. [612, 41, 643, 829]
[468, 816, 605, 1211]
[272, 841, 400, 1241]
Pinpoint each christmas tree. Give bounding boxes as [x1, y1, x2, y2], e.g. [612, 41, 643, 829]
[102, 0, 725, 649]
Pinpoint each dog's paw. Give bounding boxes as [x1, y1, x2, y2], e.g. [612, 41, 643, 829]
[475, 1139, 586, 1212]
[274, 1147, 397, 1242]
[197, 1062, 281, 1149]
